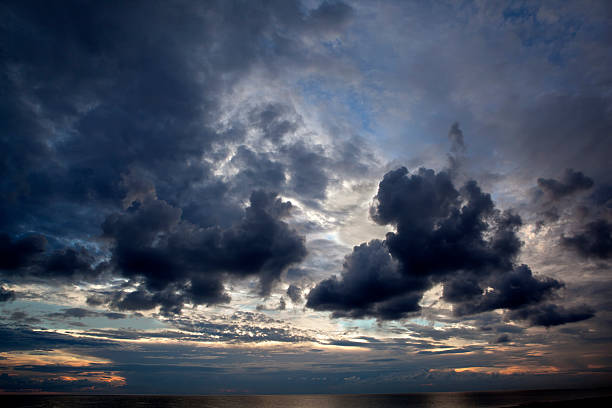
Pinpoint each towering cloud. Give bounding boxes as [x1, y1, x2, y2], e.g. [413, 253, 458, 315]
[448, 122, 466, 153]
[308, 167, 590, 326]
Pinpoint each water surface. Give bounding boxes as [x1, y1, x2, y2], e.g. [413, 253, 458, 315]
[3, 388, 612, 408]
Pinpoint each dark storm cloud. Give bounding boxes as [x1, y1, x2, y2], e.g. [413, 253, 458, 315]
[0, 0, 355, 229]
[283, 142, 330, 201]
[537, 169, 594, 201]
[2, 0, 216, 235]
[105, 290, 160, 313]
[561, 219, 612, 259]
[528, 166, 612, 259]
[286, 284, 303, 303]
[99, 190, 306, 314]
[228, 101, 368, 204]
[495, 334, 510, 343]
[230, 146, 287, 196]
[43, 247, 100, 277]
[249, 103, 301, 143]
[229, 109, 370, 205]
[0, 234, 46, 271]
[508, 304, 595, 327]
[1, 0, 353, 304]
[0, 286, 15, 302]
[230, 132, 376, 206]
[0, 233, 103, 282]
[591, 184, 612, 208]
[451, 265, 562, 315]
[308, 167, 587, 325]
[307, 239, 422, 320]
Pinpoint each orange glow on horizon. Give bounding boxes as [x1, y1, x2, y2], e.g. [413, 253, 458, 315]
[0, 350, 111, 367]
[431, 365, 561, 375]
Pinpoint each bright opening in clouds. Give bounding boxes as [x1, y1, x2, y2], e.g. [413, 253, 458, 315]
[1, 0, 611, 395]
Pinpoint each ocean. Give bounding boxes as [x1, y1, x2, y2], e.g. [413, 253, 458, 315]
[2, 388, 612, 408]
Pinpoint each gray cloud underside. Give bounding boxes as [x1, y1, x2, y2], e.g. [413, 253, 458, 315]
[307, 167, 594, 326]
[0, 0, 365, 313]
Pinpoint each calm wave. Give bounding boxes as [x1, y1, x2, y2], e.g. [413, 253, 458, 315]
[2, 388, 612, 408]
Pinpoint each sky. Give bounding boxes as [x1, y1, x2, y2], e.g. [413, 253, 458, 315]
[1, 0, 611, 395]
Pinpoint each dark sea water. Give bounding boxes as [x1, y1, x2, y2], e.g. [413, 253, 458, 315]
[3, 389, 612, 408]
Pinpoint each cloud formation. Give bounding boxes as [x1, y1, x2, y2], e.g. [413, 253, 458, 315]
[537, 169, 594, 201]
[508, 304, 595, 327]
[308, 167, 588, 325]
[562, 219, 612, 259]
[286, 284, 303, 303]
[98, 190, 306, 314]
[0, 0, 352, 313]
[0, 286, 15, 302]
[1, 0, 610, 394]
[448, 122, 466, 154]
[0, 233, 101, 281]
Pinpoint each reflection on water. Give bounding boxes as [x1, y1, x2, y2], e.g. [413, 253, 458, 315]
[2, 388, 612, 408]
